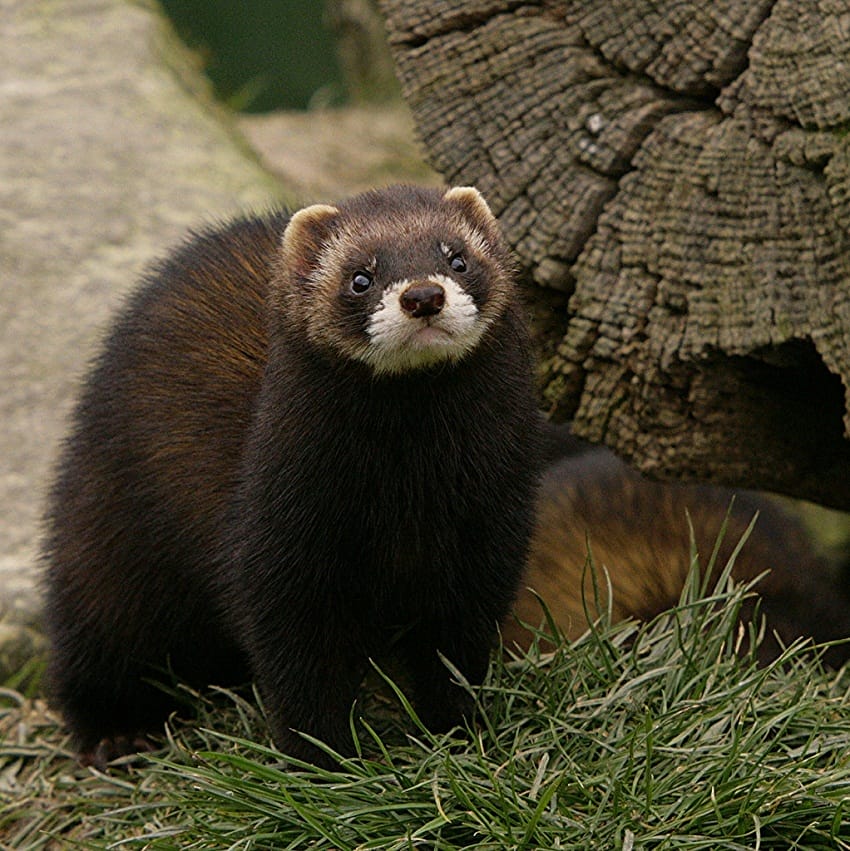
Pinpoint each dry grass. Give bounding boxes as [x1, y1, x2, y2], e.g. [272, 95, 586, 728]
[3, 545, 850, 849]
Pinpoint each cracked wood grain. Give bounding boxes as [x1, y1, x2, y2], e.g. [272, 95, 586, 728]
[382, 0, 850, 507]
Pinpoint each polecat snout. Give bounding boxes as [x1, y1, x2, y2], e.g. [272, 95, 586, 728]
[505, 442, 850, 667]
[43, 185, 542, 768]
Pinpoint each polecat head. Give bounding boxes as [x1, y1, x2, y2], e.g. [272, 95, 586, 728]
[273, 185, 517, 376]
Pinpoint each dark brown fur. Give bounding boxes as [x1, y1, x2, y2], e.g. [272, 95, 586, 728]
[505, 439, 850, 666]
[43, 186, 542, 768]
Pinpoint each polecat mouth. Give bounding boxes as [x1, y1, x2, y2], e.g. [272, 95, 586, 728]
[410, 324, 453, 346]
[356, 275, 489, 375]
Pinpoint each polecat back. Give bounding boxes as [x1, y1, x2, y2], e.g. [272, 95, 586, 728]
[505, 445, 850, 666]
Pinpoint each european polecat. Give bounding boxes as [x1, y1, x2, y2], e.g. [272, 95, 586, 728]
[505, 440, 850, 667]
[43, 185, 542, 768]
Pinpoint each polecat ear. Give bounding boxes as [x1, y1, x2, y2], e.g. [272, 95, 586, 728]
[282, 204, 340, 280]
[443, 186, 497, 231]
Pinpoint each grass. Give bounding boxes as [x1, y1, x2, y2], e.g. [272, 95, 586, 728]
[2, 539, 850, 849]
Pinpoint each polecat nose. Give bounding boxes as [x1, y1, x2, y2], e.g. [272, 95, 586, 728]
[400, 284, 446, 318]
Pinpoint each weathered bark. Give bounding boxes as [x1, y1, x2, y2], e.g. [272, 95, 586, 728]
[381, 0, 850, 508]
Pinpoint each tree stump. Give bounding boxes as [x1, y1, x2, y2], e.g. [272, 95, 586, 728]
[381, 0, 850, 508]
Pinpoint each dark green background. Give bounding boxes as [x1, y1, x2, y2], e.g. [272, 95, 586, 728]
[160, 0, 345, 112]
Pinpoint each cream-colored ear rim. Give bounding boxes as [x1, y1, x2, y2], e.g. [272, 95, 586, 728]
[443, 185, 496, 226]
[282, 203, 340, 278]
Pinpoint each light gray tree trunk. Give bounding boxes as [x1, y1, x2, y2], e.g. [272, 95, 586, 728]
[0, 0, 284, 667]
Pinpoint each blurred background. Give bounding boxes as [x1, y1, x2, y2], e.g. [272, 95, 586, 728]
[159, 0, 399, 111]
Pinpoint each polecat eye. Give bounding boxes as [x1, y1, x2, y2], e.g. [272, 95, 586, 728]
[350, 271, 374, 294]
[449, 253, 467, 273]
